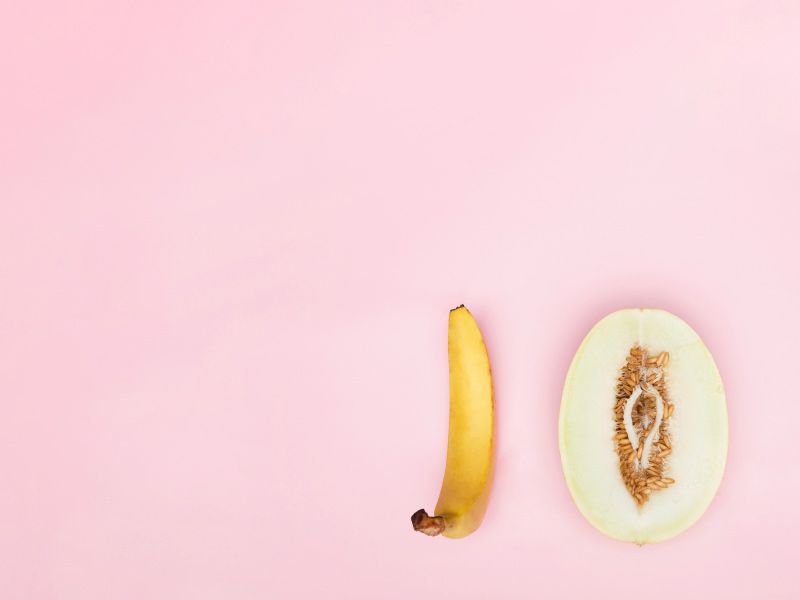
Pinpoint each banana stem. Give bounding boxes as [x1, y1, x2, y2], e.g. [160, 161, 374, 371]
[411, 509, 447, 536]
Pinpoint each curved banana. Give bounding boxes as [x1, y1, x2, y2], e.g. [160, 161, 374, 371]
[411, 305, 494, 538]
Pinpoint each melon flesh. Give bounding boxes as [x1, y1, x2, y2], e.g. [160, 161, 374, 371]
[559, 309, 727, 544]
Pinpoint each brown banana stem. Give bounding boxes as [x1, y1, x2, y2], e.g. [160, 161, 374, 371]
[410, 509, 446, 536]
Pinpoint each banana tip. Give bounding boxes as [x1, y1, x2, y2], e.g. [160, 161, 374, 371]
[411, 509, 446, 536]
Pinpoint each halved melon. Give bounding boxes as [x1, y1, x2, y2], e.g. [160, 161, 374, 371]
[559, 309, 727, 544]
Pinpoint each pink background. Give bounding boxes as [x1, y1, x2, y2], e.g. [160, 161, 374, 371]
[2, 2, 799, 598]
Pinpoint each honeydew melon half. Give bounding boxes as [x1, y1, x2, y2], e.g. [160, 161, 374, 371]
[559, 309, 727, 544]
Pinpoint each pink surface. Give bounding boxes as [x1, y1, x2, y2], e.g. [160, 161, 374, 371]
[2, 2, 799, 598]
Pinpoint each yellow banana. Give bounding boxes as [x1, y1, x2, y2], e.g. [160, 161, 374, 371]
[411, 305, 494, 538]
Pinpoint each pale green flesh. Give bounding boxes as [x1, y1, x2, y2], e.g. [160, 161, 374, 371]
[559, 309, 728, 544]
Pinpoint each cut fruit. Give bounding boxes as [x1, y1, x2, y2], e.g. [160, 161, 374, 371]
[559, 309, 727, 544]
[411, 305, 494, 539]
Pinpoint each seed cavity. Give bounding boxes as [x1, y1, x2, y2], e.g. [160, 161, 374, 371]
[614, 346, 674, 506]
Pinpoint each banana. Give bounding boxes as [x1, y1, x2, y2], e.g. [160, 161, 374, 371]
[411, 305, 494, 538]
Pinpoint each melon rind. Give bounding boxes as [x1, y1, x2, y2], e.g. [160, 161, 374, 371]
[559, 309, 728, 544]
